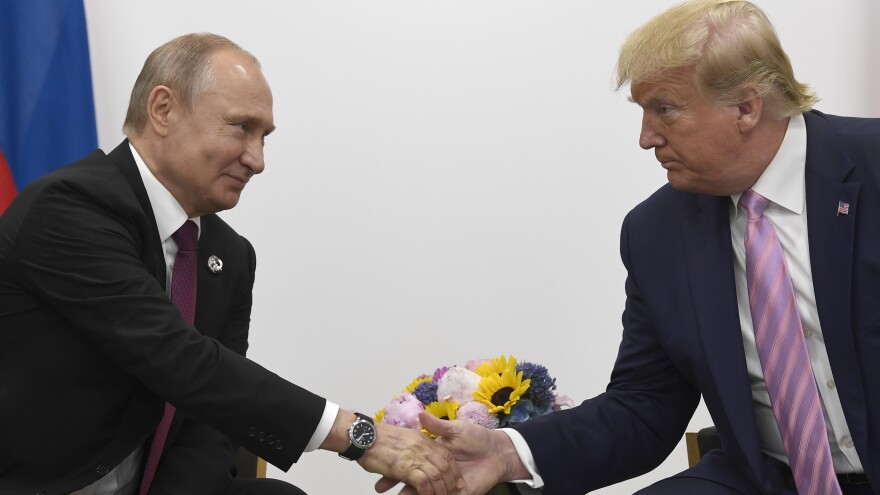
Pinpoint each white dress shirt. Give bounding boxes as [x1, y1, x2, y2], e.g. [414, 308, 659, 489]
[508, 114, 863, 491]
[729, 114, 862, 472]
[70, 143, 337, 494]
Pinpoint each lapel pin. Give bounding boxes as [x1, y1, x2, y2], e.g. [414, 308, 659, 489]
[208, 255, 223, 273]
[837, 201, 850, 216]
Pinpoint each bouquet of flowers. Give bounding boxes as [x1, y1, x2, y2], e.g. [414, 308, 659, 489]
[375, 355, 572, 434]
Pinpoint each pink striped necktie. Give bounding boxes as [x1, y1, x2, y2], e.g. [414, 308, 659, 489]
[741, 191, 841, 495]
[139, 220, 199, 495]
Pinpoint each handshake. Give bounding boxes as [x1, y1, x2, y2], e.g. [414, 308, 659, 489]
[332, 356, 569, 495]
[335, 408, 513, 495]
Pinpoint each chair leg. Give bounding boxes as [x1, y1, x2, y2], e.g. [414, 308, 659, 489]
[257, 456, 267, 478]
[235, 447, 266, 478]
[685, 426, 723, 468]
[685, 432, 701, 468]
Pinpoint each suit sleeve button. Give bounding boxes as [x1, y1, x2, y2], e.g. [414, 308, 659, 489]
[275, 440, 283, 450]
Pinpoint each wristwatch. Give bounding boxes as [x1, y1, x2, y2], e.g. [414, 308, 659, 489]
[339, 412, 376, 461]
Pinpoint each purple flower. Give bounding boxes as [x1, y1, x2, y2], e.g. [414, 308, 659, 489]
[413, 380, 439, 405]
[432, 366, 450, 382]
[517, 361, 557, 408]
[382, 392, 425, 430]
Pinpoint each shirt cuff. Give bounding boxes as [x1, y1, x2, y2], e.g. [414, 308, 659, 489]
[499, 428, 545, 489]
[304, 401, 340, 452]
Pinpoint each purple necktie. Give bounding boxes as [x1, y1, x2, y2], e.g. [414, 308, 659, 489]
[139, 220, 198, 495]
[741, 191, 841, 495]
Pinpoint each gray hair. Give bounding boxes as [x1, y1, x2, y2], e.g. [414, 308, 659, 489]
[123, 33, 260, 136]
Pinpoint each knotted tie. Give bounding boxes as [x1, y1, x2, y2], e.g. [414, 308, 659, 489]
[139, 220, 198, 495]
[741, 191, 841, 495]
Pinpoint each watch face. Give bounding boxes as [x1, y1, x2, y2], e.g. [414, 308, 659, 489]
[351, 420, 376, 448]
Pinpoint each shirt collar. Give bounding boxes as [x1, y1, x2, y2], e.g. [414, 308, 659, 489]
[129, 142, 201, 242]
[730, 113, 807, 216]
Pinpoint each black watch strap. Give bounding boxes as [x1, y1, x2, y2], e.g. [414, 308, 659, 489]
[339, 412, 375, 461]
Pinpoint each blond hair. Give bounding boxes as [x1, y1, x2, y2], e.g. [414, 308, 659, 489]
[123, 33, 259, 136]
[616, 0, 817, 118]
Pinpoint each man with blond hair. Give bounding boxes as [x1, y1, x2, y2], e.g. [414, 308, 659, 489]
[416, 1, 879, 494]
[0, 33, 464, 495]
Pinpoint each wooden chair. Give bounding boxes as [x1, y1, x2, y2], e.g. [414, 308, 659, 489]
[685, 426, 722, 467]
[234, 447, 268, 478]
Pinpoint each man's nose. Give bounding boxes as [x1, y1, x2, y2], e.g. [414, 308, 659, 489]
[242, 138, 265, 175]
[639, 115, 665, 150]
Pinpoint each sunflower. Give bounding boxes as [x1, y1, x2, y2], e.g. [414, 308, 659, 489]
[425, 400, 459, 421]
[404, 375, 433, 393]
[374, 408, 386, 423]
[473, 368, 531, 415]
[422, 400, 459, 438]
[475, 355, 518, 377]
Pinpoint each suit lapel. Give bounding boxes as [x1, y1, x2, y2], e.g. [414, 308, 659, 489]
[108, 140, 167, 289]
[802, 111, 867, 457]
[194, 215, 228, 339]
[109, 141, 230, 339]
[682, 194, 766, 478]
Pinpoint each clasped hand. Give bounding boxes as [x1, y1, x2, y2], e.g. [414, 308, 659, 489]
[371, 411, 521, 495]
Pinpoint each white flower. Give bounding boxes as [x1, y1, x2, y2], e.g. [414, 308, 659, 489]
[436, 366, 481, 405]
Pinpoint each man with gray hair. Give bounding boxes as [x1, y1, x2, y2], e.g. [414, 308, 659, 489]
[416, 1, 879, 494]
[0, 33, 463, 495]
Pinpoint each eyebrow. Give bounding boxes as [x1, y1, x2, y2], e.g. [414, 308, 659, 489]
[630, 90, 676, 108]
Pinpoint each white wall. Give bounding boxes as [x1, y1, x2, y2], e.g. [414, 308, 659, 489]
[82, 2, 877, 494]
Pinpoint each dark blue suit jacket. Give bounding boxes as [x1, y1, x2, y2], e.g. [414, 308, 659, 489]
[515, 111, 880, 494]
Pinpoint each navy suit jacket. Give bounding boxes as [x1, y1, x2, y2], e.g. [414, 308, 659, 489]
[0, 142, 326, 494]
[515, 111, 880, 494]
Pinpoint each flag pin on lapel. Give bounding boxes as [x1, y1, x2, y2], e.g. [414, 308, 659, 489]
[208, 255, 223, 273]
[837, 201, 850, 216]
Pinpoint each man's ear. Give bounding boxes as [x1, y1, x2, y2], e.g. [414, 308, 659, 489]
[146, 85, 176, 137]
[736, 88, 764, 135]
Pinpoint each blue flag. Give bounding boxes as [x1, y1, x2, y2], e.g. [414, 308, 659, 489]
[0, 0, 97, 213]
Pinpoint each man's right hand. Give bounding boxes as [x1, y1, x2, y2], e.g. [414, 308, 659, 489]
[375, 411, 532, 495]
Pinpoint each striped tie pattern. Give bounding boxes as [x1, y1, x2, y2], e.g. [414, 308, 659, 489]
[741, 191, 841, 495]
[139, 220, 199, 495]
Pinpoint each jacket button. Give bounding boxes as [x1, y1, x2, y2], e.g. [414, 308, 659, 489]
[96, 464, 110, 476]
[248, 427, 257, 437]
[275, 440, 283, 450]
[257, 431, 266, 442]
